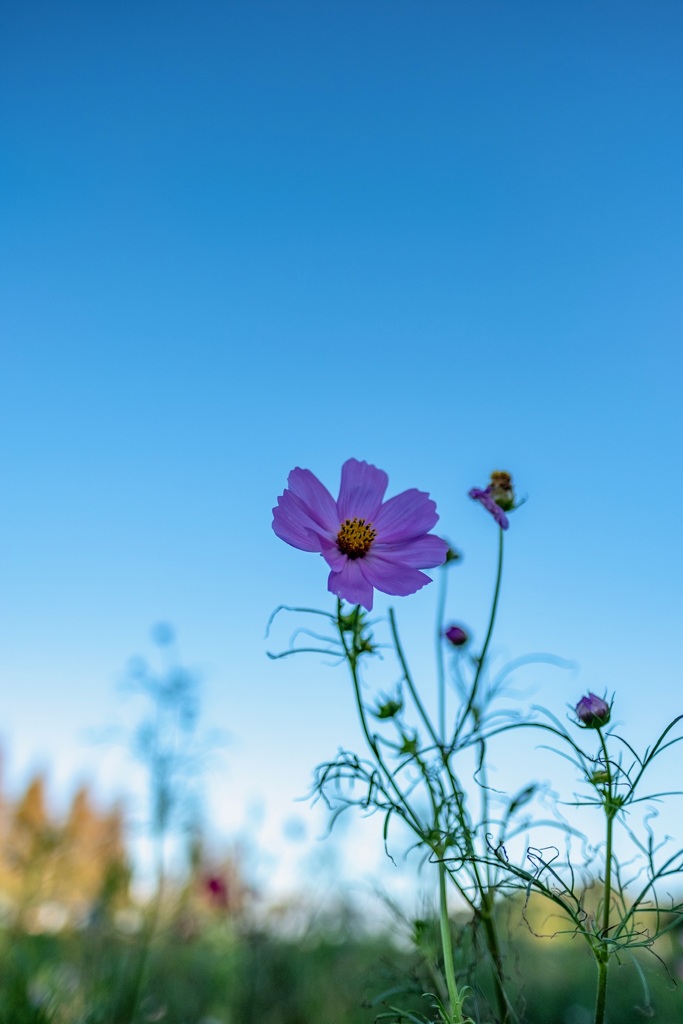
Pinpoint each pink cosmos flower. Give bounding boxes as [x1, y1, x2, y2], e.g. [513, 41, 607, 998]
[469, 472, 515, 530]
[204, 874, 229, 909]
[272, 458, 449, 611]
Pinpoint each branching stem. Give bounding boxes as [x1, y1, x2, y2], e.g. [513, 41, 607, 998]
[453, 528, 504, 744]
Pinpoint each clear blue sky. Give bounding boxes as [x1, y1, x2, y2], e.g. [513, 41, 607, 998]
[3, 1, 682, 894]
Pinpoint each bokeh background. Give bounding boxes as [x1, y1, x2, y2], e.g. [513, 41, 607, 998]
[3, 0, 683, 907]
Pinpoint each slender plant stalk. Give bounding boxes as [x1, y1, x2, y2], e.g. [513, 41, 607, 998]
[339, 602, 471, 1021]
[593, 728, 614, 1024]
[393, 589, 510, 1020]
[453, 528, 504, 744]
[436, 567, 448, 741]
[447, 525, 510, 1022]
[338, 564, 513, 1024]
[476, 744, 510, 1024]
[389, 607, 442, 751]
[439, 858, 467, 1023]
[337, 603, 423, 835]
[594, 959, 608, 1024]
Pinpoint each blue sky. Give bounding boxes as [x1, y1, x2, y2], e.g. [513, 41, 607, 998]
[3, 1, 683, 896]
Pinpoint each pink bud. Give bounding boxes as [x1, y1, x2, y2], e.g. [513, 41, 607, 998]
[575, 693, 611, 728]
[445, 625, 469, 647]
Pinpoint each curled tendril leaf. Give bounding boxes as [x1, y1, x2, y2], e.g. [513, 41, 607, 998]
[265, 604, 336, 636]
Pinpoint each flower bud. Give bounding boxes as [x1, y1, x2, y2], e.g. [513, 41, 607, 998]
[575, 693, 611, 729]
[444, 624, 469, 647]
[489, 471, 515, 512]
[468, 471, 516, 530]
[400, 734, 419, 756]
[374, 699, 402, 719]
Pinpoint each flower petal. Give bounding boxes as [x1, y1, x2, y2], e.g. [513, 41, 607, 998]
[318, 535, 348, 572]
[272, 489, 327, 551]
[287, 467, 339, 531]
[359, 554, 433, 598]
[328, 560, 375, 610]
[373, 488, 439, 542]
[337, 459, 388, 522]
[272, 467, 338, 552]
[373, 534, 449, 568]
[469, 487, 509, 530]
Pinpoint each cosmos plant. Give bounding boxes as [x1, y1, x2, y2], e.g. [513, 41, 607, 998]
[269, 461, 683, 1024]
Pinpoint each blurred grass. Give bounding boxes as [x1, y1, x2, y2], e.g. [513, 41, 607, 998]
[0, 911, 681, 1024]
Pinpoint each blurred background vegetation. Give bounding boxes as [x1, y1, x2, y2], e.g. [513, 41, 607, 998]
[0, 625, 679, 1023]
[0, 761, 681, 1023]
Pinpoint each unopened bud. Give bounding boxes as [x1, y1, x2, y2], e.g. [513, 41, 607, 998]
[444, 625, 469, 647]
[489, 471, 515, 511]
[575, 693, 611, 729]
[374, 699, 402, 719]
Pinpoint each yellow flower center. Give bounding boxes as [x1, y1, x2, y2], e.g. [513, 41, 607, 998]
[336, 517, 377, 559]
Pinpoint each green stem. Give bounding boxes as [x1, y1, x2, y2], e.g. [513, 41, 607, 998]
[453, 527, 504, 745]
[594, 959, 608, 1024]
[337, 604, 424, 835]
[389, 607, 442, 752]
[594, 728, 614, 1024]
[439, 858, 466, 1023]
[598, 732, 614, 937]
[602, 817, 614, 941]
[433, 548, 509, 1021]
[436, 567, 448, 741]
[476, 745, 510, 1024]
[446, 528, 509, 1019]
[481, 894, 510, 1024]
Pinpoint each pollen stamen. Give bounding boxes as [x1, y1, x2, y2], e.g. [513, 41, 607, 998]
[337, 517, 377, 559]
